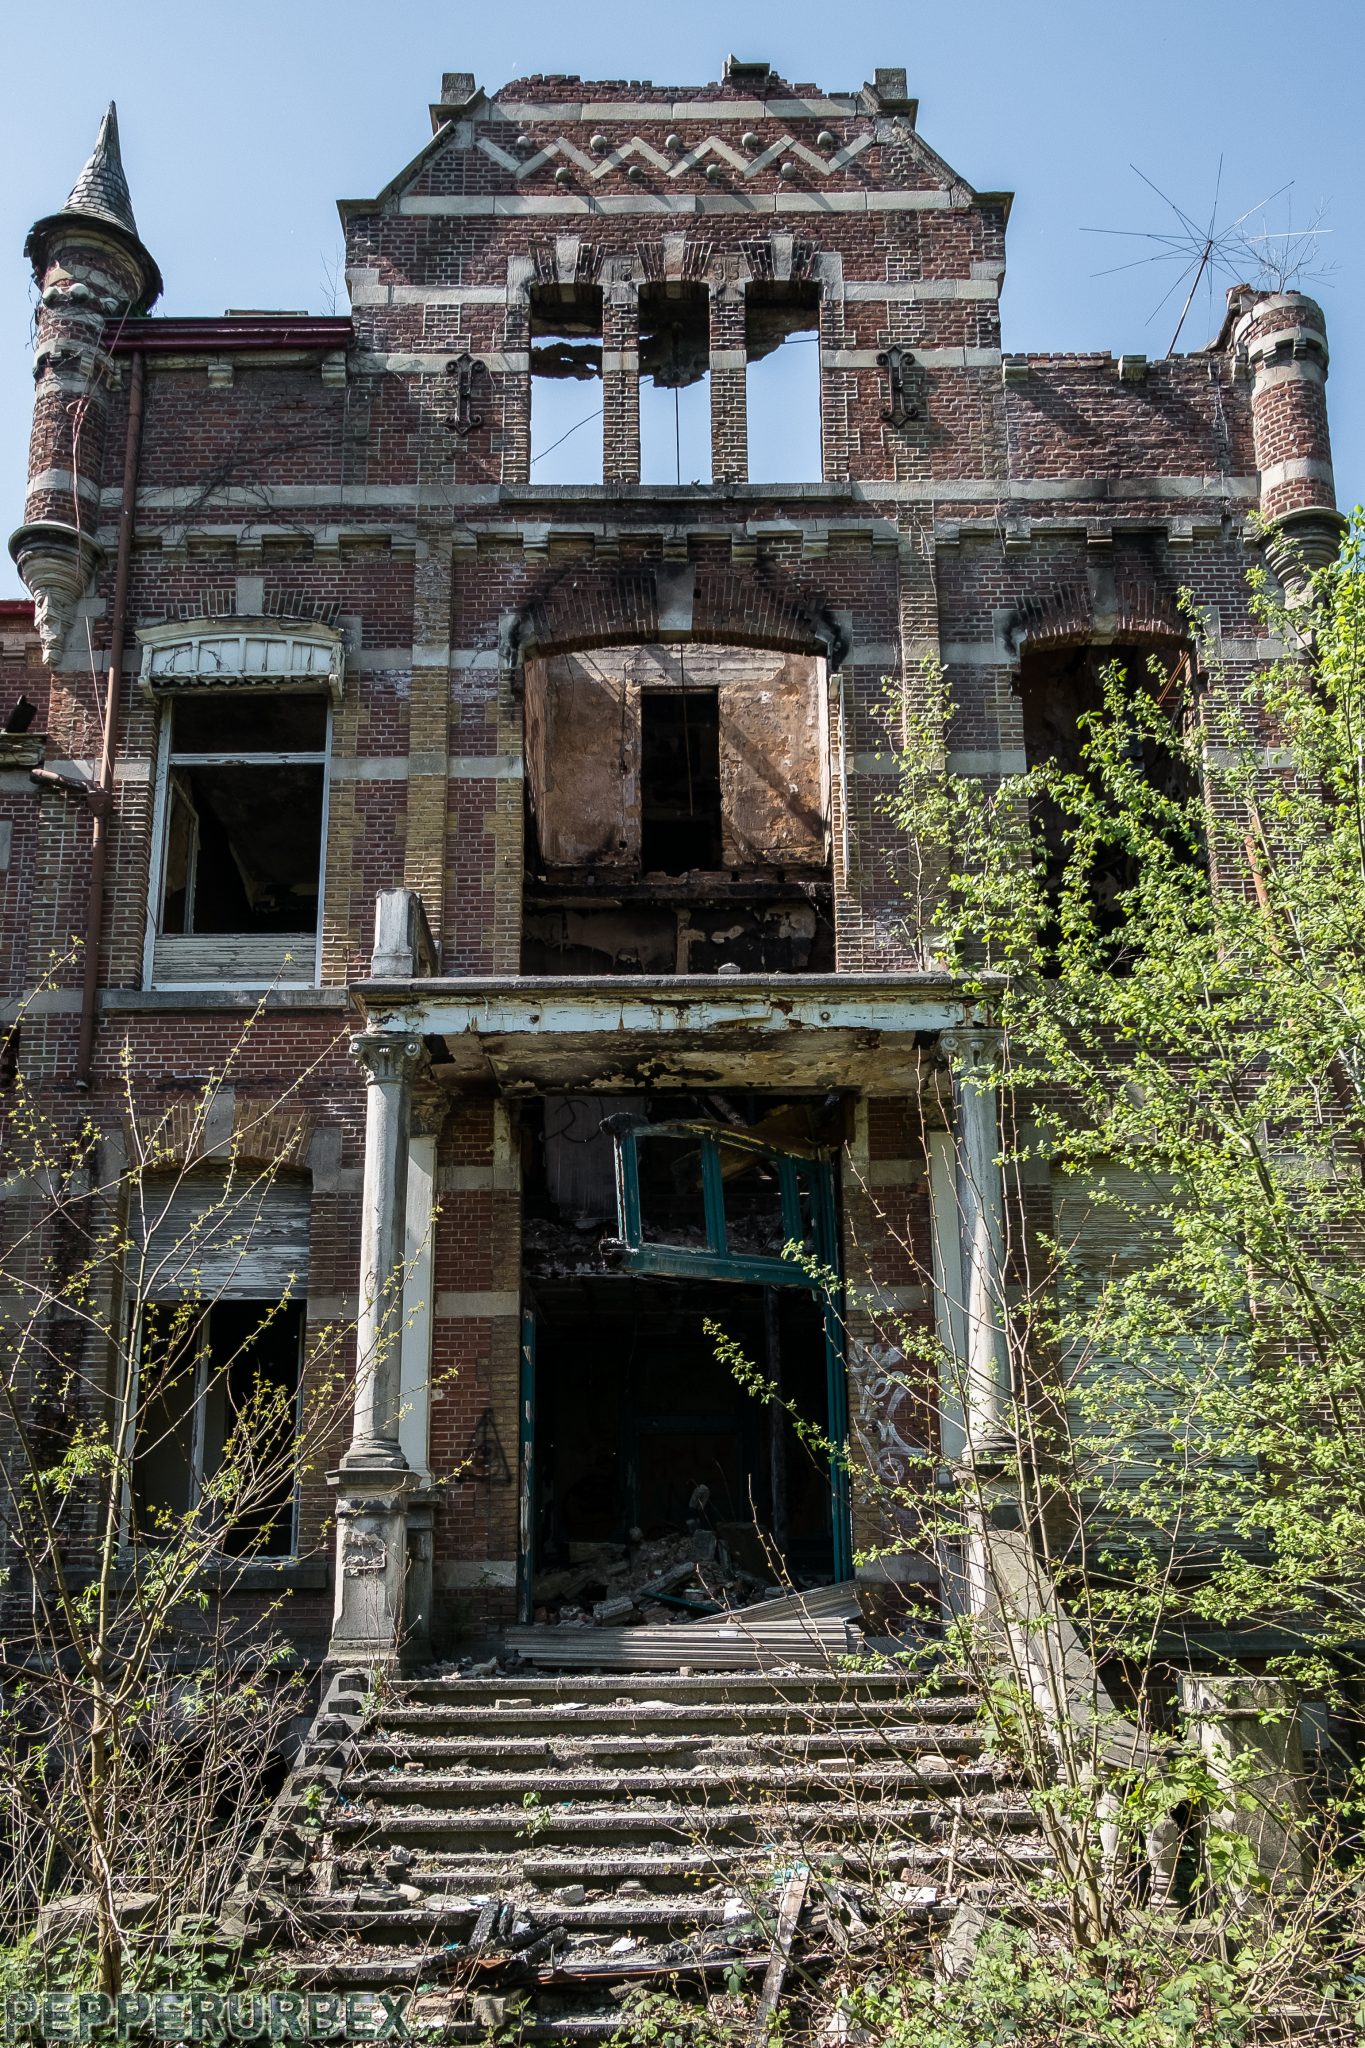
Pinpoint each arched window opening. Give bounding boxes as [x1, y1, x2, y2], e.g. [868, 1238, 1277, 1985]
[1018, 639, 1203, 964]
[522, 643, 834, 976]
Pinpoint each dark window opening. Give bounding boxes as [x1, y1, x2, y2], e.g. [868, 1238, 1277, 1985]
[530, 284, 604, 484]
[521, 1091, 848, 1276]
[640, 689, 722, 874]
[1019, 641, 1202, 965]
[132, 1297, 303, 1556]
[746, 281, 821, 484]
[158, 695, 327, 938]
[638, 282, 711, 485]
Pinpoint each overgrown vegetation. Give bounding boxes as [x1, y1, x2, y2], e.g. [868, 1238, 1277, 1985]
[0, 1002, 360, 1997]
[658, 518, 1365, 2043]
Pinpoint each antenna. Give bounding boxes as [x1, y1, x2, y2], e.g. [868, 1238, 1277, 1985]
[1082, 166, 1333, 355]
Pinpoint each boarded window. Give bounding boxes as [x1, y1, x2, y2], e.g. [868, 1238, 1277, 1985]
[1052, 1163, 1256, 1564]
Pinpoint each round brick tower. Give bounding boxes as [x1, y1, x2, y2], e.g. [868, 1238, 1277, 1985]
[1233, 289, 1344, 599]
[8, 104, 161, 663]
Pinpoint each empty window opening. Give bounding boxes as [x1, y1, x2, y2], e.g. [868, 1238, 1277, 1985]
[157, 693, 327, 939]
[746, 282, 821, 484]
[132, 1298, 304, 1555]
[128, 1173, 310, 1555]
[530, 284, 604, 484]
[1019, 640, 1202, 961]
[521, 645, 834, 975]
[640, 689, 722, 874]
[638, 282, 711, 485]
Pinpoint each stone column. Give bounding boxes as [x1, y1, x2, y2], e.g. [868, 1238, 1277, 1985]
[941, 1027, 1011, 1460]
[941, 1027, 1011, 1622]
[328, 1029, 426, 1668]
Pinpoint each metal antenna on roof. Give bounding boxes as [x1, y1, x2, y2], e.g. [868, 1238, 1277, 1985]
[1081, 164, 1333, 355]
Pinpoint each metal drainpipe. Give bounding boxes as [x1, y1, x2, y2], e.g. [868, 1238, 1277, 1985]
[76, 348, 144, 1089]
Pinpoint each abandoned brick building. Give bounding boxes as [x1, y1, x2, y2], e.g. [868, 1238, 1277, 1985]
[1, 60, 1343, 1675]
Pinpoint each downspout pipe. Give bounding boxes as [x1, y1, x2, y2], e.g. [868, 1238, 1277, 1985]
[76, 348, 144, 1089]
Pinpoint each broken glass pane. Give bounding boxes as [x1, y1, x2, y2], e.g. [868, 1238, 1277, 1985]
[635, 1131, 708, 1249]
[718, 1144, 788, 1259]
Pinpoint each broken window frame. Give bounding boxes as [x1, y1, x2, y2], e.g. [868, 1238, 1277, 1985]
[562, 1120, 850, 1588]
[612, 1122, 838, 1287]
[144, 686, 333, 990]
[124, 1296, 306, 1558]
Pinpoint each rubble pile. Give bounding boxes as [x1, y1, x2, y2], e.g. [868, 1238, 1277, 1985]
[533, 1524, 781, 1628]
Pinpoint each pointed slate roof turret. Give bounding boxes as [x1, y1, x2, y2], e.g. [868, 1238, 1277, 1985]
[64, 103, 140, 238]
[24, 100, 162, 310]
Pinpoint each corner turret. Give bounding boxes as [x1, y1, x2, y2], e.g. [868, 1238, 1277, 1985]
[9, 106, 161, 663]
[1229, 287, 1344, 600]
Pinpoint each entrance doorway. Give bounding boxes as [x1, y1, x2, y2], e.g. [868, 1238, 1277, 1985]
[516, 1096, 851, 1623]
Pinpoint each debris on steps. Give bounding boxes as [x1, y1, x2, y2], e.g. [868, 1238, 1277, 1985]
[239, 1664, 1051, 2041]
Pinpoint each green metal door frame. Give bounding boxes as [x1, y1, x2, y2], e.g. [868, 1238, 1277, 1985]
[610, 1122, 852, 1582]
[517, 1301, 537, 1625]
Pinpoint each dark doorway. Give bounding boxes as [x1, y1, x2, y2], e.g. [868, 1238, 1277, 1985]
[528, 1275, 835, 1616]
[640, 689, 723, 874]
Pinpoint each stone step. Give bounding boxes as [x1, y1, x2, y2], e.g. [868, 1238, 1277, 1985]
[386, 1670, 950, 1709]
[294, 1889, 950, 1947]
[348, 1725, 988, 1771]
[358, 1694, 974, 1740]
[341, 1758, 1008, 1810]
[327, 1796, 1041, 1855]
[369, 1836, 1053, 1893]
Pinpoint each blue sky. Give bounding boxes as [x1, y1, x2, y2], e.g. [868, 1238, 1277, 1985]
[3, 0, 1362, 593]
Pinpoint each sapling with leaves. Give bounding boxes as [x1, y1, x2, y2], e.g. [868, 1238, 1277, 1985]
[0, 990, 427, 1998]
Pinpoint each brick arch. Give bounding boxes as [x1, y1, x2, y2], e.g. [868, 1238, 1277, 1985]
[1009, 575, 1187, 656]
[510, 556, 848, 666]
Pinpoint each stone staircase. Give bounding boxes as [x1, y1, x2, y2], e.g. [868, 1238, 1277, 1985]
[246, 1665, 1050, 2041]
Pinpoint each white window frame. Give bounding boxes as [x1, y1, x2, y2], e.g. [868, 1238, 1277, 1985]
[143, 697, 334, 993]
[138, 617, 343, 993]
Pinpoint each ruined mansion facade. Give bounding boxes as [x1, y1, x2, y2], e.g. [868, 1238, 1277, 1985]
[0, 61, 1343, 1664]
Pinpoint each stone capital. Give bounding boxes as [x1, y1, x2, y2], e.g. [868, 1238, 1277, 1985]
[939, 1023, 1004, 1077]
[351, 1031, 425, 1088]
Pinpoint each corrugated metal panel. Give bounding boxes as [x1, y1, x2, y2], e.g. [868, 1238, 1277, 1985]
[132, 1176, 311, 1301]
